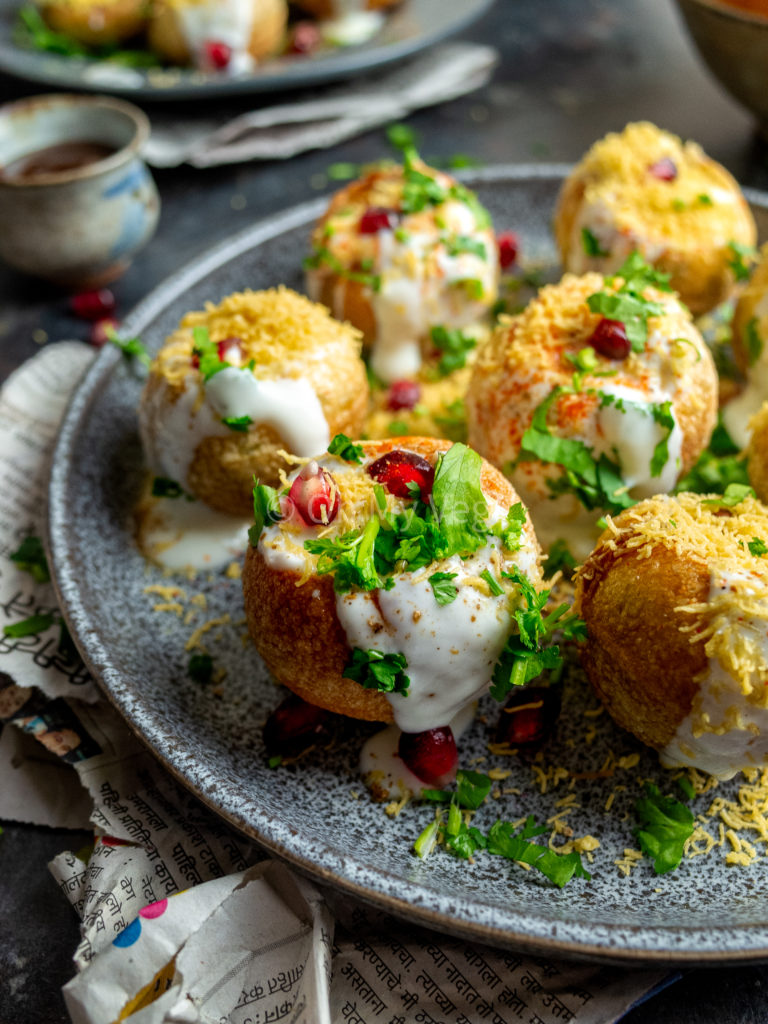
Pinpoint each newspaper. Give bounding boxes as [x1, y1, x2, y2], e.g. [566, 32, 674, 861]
[0, 345, 671, 1023]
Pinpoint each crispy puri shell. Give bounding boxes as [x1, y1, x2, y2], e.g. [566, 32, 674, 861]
[41, 0, 147, 44]
[575, 532, 709, 750]
[310, 274, 378, 345]
[732, 244, 768, 375]
[747, 402, 768, 503]
[148, 0, 287, 64]
[243, 436, 529, 720]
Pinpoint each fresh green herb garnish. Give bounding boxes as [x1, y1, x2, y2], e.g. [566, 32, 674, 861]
[702, 483, 756, 509]
[9, 536, 49, 583]
[268, 755, 283, 769]
[697, 193, 713, 206]
[421, 769, 493, 809]
[746, 316, 763, 367]
[222, 415, 253, 432]
[151, 477, 187, 499]
[16, 4, 159, 64]
[727, 240, 757, 282]
[191, 326, 229, 381]
[304, 246, 381, 292]
[188, 653, 214, 684]
[430, 443, 488, 555]
[249, 483, 282, 546]
[672, 198, 687, 212]
[581, 227, 608, 258]
[328, 434, 364, 463]
[489, 502, 526, 552]
[430, 325, 477, 376]
[481, 568, 504, 596]
[677, 776, 696, 801]
[445, 235, 487, 261]
[749, 537, 768, 557]
[428, 571, 459, 605]
[386, 123, 418, 152]
[306, 516, 384, 592]
[3, 613, 55, 638]
[490, 569, 586, 700]
[106, 327, 151, 369]
[634, 782, 694, 874]
[457, 278, 486, 301]
[343, 648, 410, 695]
[433, 398, 467, 442]
[565, 346, 600, 374]
[544, 538, 577, 579]
[388, 419, 410, 436]
[586, 252, 669, 353]
[675, 417, 747, 496]
[327, 161, 361, 180]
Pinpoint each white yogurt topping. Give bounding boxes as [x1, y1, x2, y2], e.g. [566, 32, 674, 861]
[661, 567, 768, 779]
[136, 494, 249, 572]
[723, 360, 768, 449]
[176, 0, 257, 73]
[140, 367, 329, 492]
[568, 198, 666, 274]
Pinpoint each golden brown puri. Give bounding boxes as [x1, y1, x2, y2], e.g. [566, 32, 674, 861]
[291, 0, 400, 15]
[554, 121, 756, 315]
[243, 437, 528, 721]
[40, 0, 147, 45]
[576, 538, 709, 750]
[148, 0, 287, 65]
[732, 242, 768, 376]
[747, 402, 768, 504]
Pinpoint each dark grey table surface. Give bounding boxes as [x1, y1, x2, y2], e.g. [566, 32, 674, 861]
[2, 1, 768, 1021]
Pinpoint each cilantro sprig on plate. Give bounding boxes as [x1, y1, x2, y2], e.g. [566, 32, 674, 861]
[634, 782, 695, 874]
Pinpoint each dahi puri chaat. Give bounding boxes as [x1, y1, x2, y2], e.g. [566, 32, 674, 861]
[723, 242, 768, 448]
[575, 490, 768, 780]
[305, 153, 499, 384]
[148, 0, 287, 72]
[554, 122, 756, 315]
[243, 437, 579, 791]
[465, 256, 718, 557]
[138, 287, 368, 518]
[35, 0, 148, 44]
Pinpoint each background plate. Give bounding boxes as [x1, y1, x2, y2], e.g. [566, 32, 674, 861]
[48, 167, 768, 964]
[0, 0, 492, 99]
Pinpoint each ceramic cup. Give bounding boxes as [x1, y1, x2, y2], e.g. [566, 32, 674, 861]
[0, 93, 160, 288]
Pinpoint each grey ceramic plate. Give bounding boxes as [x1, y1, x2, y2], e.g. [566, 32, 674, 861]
[0, 0, 492, 99]
[49, 167, 768, 964]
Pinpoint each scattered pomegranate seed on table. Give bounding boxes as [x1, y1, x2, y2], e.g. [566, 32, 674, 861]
[69, 288, 116, 321]
[359, 207, 400, 234]
[398, 726, 458, 787]
[288, 461, 340, 526]
[588, 318, 631, 359]
[89, 318, 118, 347]
[648, 157, 677, 181]
[204, 40, 232, 70]
[367, 449, 435, 500]
[387, 379, 421, 411]
[288, 21, 321, 55]
[497, 231, 519, 269]
[263, 693, 336, 759]
[494, 685, 562, 751]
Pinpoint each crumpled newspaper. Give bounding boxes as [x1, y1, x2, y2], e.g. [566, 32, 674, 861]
[0, 344, 673, 1023]
[142, 43, 498, 168]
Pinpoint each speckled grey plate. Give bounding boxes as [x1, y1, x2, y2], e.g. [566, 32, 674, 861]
[0, 0, 492, 99]
[49, 167, 768, 965]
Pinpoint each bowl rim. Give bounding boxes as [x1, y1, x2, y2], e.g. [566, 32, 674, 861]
[677, 0, 768, 27]
[0, 92, 150, 187]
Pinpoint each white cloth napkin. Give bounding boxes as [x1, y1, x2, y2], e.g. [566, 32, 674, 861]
[143, 42, 498, 168]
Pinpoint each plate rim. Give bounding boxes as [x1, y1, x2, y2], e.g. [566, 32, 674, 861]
[48, 164, 768, 965]
[0, 0, 494, 100]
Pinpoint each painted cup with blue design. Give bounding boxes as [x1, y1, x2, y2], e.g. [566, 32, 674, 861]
[0, 93, 160, 288]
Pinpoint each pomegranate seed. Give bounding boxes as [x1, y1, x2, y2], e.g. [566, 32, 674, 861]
[494, 685, 562, 751]
[367, 449, 435, 500]
[399, 726, 458, 787]
[288, 460, 340, 526]
[89, 317, 118, 347]
[648, 157, 677, 182]
[204, 39, 231, 70]
[70, 288, 116, 321]
[359, 207, 400, 234]
[588, 318, 631, 359]
[216, 336, 242, 363]
[263, 693, 335, 758]
[288, 20, 321, 54]
[497, 231, 519, 269]
[387, 379, 421, 411]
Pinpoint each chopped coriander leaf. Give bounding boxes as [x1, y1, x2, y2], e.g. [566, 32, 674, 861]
[431, 443, 488, 555]
[343, 648, 410, 695]
[677, 776, 696, 801]
[634, 782, 694, 874]
[445, 235, 487, 260]
[710, 417, 741, 457]
[414, 819, 440, 859]
[487, 816, 591, 887]
[401, 150, 449, 214]
[447, 181, 492, 230]
[373, 484, 388, 511]
[10, 536, 49, 583]
[152, 477, 186, 499]
[222, 415, 253, 432]
[433, 398, 467, 443]
[749, 537, 768, 557]
[307, 516, 384, 592]
[106, 327, 151, 368]
[457, 278, 485, 301]
[444, 154, 483, 170]
[490, 502, 526, 552]
[430, 324, 477, 376]
[188, 653, 213, 684]
[268, 755, 283, 769]
[581, 227, 608, 258]
[249, 483, 282, 546]
[565, 346, 600, 374]
[675, 418, 748, 495]
[428, 571, 458, 605]
[727, 240, 757, 282]
[327, 161, 360, 180]
[544, 538, 577, 579]
[481, 568, 504, 596]
[490, 568, 586, 701]
[394, 227, 411, 243]
[587, 252, 669, 353]
[702, 483, 756, 509]
[672, 198, 687, 212]
[3, 613, 56, 638]
[456, 769, 493, 809]
[386, 122, 418, 152]
[328, 433, 364, 463]
[746, 316, 763, 367]
[388, 419, 410, 436]
[697, 193, 713, 206]
[191, 325, 229, 381]
[304, 246, 381, 292]
[649, 400, 675, 478]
